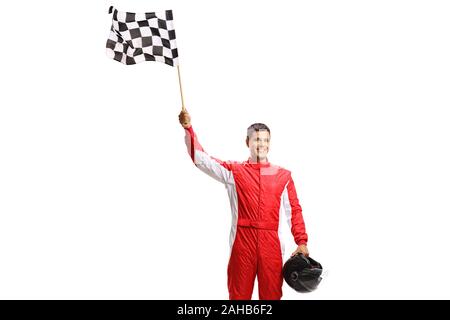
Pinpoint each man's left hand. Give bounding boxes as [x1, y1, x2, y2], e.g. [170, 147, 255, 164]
[291, 244, 309, 257]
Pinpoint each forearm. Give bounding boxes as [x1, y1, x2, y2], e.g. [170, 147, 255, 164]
[184, 125, 205, 164]
[284, 176, 308, 246]
[292, 212, 308, 246]
[183, 125, 233, 184]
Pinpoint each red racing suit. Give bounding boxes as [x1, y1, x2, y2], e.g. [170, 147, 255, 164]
[184, 126, 308, 300]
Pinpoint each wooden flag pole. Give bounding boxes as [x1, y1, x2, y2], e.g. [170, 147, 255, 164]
[177, 65, 186, 111]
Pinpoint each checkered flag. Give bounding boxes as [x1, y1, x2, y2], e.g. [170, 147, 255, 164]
[106, 6, 179, 66]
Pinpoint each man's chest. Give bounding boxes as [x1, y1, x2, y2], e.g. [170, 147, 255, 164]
[232, 166, 289, 196]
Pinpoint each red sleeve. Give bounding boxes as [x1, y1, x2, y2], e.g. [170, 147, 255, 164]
[284, 174, 308, 245]
[184, 126, 203, 163]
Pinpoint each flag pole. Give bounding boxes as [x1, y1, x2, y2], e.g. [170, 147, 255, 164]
[177, 65, 186, 111]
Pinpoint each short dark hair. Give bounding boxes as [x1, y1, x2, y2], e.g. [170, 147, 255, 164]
[247, 123, 271, 139]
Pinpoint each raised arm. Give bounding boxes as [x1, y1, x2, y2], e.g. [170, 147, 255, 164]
[281, 173, 309, 256]
[179, 110, 233, 184]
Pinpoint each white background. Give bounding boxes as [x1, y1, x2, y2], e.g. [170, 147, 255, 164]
[1, 0, 449, 299]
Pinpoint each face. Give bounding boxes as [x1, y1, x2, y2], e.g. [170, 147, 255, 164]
[247, 130, 271, 161]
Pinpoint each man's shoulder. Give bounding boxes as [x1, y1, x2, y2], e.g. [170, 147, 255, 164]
[262, 163, 292, 180]
[270, 163, 291, 174]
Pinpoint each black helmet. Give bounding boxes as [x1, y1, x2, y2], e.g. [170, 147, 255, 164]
[283, 253, 323, 293]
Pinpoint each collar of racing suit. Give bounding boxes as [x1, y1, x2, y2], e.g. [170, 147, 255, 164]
[245, 157, 271, 168]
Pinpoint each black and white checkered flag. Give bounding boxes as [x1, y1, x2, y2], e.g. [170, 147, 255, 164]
[106, 6, 179, 66]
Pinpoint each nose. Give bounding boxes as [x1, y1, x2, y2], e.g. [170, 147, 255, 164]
[258, 142, 267, 147]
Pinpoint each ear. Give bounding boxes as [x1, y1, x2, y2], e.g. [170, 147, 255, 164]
[245, 137, 249, 147]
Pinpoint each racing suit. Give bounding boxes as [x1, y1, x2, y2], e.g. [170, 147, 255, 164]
[184, 126, 308, 300]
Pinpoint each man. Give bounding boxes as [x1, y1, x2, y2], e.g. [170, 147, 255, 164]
[179, 110, 309, 300]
